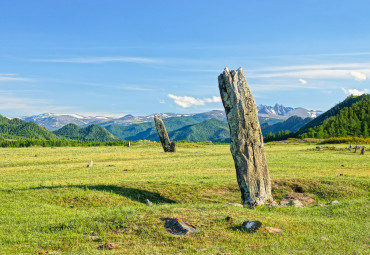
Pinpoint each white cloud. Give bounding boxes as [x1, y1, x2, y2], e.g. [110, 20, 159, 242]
[299, 78, 307, 84]
[349, 71, 367, 81]
[248, 63, 370, 82]
[341, 88, 369, 96]
[32, 57, 159, 64]
[0, 73, 31, 82]
[168, 94, 221, 108]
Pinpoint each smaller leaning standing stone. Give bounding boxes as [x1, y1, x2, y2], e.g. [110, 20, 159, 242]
[154, 114, 176, 152]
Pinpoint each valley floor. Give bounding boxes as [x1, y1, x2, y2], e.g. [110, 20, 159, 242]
[0, 142, 369, 254]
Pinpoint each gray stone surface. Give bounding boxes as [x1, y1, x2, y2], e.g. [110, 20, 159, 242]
[226, 202, 244, 208]
[87, 160, 93, 168]
[154, 114, 176, 152]
[160, 218, 197, 235]
[241, 221, 262, 232]
[218, 67, 273, 206]
[145, 199, 153, 207]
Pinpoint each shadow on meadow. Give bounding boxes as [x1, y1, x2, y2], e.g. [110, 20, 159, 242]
[25, 184, 177, 205]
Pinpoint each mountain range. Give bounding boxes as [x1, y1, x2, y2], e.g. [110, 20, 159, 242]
[20, 104, 322, 131]
[1, 96, 368, 142]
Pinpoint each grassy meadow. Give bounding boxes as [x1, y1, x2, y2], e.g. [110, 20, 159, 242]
[0, 142, 369, 254]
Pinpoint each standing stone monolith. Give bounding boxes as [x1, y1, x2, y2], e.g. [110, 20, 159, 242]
[218, 67, 273, 206]
[154, 114, 176, 152]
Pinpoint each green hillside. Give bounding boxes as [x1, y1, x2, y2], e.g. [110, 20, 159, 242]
[106, 116, 199, 140]
[261, 116, 312, 135]
[299, 94, 369, 138]
[54, 123, 117, 141]
[168, 118, 230, 142]
[298, 94, 369, 134]
[0, 115, 60, 140]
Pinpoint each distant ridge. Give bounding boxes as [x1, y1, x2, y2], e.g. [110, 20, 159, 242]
[20, 104, 322, 130]
[53, 123, 116, 141]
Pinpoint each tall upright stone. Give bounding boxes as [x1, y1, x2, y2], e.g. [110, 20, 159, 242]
[154, 114, 176, 152]
[218, 67, 272, 206]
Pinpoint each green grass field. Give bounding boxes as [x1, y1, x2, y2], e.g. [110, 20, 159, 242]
[0, 142, 369, 254]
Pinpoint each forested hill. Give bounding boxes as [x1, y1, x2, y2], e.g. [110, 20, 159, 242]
[299, 94, 369, 138]
[298, 94, 369, 134]
[53, 123, 117, 141]
[0, 115, 60, 140]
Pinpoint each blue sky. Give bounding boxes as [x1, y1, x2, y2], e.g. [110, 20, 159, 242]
[1, 0, 369, 117]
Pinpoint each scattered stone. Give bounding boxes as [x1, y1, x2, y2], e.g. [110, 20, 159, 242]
[287, 199, 304, 208]
[265, 227, 283, 233]
[145, 199, 153, 207]
[241, 221, 262, 232]
[160, 218, 198, 235]
[341, 164, 344, 167]
[87, 160, 93, 168]
[267, 201, 279, 207]
[197, 248, 207, 251]
[226, 202, 244, 208]
[99, 242, 119, 250]
[83, 234, 99, 241]
[320, 236, 329, 241]
[279, 192, 316, 207]
[38, 251, 56, 255]
[314, 204, 325, 207]
[35, 154, 38, 157]
[327, 200, 338, 205]
[218, 67, 272, 206]
[225, 216, 233, 222]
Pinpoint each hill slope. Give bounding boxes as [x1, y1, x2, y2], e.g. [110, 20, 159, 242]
[53, 123, 117, 141]
[261, 116, 312, 135]
[298, 94, 369, 134]
[299, 94, 369, 138]
[167, 118, 230, 142]
[105, 116, 199, 140]
[0, 115, 60, 140]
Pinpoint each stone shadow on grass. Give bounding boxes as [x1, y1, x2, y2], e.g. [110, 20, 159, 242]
[25, 185, 177, 204]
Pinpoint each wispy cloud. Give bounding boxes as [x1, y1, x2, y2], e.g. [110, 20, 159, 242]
[0, 73, 32, 82]
[299, 79, 307, 85]
[0, 91, 73, 116]
[168, 94, 221, 108]
[341, 88, 369, 96]
[32, 56, 160, 64]
[248, 63, 370, 82]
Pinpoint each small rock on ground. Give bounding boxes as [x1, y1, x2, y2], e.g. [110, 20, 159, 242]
[241, 221, 262, 232]
[145, 199, 153, 206]
[99, 242, 119, 250]
[327, 200, 338, 205]
[320, 236, 329, 241]
[265, 227, 283, 233]
[226, 202, 243, 208]
[87, 160, 93, 167]
[160, 218, 197, 235]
